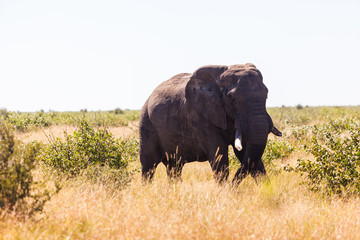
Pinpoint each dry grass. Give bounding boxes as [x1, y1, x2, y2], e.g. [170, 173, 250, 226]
[1, 161, 360, 239]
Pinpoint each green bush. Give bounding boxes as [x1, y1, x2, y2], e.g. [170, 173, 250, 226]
[39, 119, 139, 185]
[296, 104, 303, 110]
[0, 108, 9, 119]
[263, 139, 295, 166]
[0, 121, 52, 215]
[113, 108, 124, 115]
[290, 118, 360, 195]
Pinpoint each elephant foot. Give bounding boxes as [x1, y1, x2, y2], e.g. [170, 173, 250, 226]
[232, 167, 248, 185]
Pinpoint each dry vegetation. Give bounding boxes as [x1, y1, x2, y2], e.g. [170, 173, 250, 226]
[1, 106, 360, 239]
[2, 165, 360, 239]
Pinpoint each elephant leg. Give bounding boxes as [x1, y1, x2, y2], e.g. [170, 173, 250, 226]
[249, 144, 267, 180]
[232, 145, 251, 184]
[250, 159, 266, 179]
[140, 143, 162, 182]
[233, 144, 267, 184]
[232, 159, 250, 184]
[139, 118, 162, 182]
[165, 156, 184, 181]
[250, 155, 267, 184]
[209, 146, 229, 183]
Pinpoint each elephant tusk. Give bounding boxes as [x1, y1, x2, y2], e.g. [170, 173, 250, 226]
[235, 138, 243, 152]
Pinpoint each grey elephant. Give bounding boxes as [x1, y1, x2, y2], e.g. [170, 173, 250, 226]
[139, 63, 282, 183]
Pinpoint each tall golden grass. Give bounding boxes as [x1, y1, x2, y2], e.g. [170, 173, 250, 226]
[1, 162, 360, 239]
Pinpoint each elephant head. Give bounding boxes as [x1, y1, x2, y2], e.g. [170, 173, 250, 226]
[185, 63, 281, 181]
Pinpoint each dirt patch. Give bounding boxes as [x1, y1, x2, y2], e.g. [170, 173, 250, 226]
[16, 122, 138, 144]
[108, 122, 139, 139]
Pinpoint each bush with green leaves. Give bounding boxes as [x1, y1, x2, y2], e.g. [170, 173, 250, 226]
[0, 121, 52, 215]
[291, 118, 360, 195]
[263, 139, 295, 166]
[0, 108, 9, 119]
[39, 120, 139, 185]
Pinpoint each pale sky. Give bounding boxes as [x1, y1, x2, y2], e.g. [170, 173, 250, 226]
[0, 0, 359, 112]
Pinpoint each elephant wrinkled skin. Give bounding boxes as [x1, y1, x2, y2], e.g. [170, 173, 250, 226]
[139, 63, 282, 183]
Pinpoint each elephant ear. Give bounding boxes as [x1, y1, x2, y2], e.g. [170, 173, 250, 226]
[185, 65, 228, 130]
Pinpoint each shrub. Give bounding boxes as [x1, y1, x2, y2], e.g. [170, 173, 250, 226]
[296, 104, 303, 110]
[39, 119, 139, 185]
[113, 108, 124, 115]
[0, 121, 52, 215]
[263, 139, 295, 166]
[0, 108, 9, 119]
[290, 118, 360, 195]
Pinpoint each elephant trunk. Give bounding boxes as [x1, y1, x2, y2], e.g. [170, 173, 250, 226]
[233, 101, 270, 182]
[233, 101, 269, 150]
[245, 101, 269, 175]
[248, 101, 270, 145]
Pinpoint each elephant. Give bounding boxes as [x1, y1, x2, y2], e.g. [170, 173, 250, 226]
[139, 63, 282, 183]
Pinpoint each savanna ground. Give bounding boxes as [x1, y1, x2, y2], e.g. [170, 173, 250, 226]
[1, 106, 360, 239]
